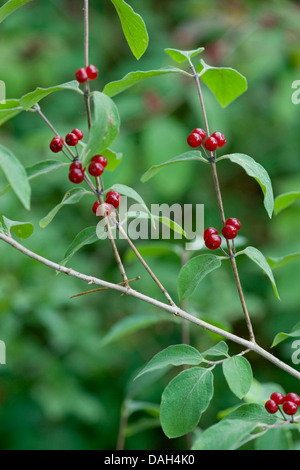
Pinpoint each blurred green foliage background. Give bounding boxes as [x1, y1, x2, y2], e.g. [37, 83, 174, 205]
[1, 0, 300, 450]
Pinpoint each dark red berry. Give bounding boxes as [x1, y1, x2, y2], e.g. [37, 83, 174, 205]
[69, 168, 84, 184]
[270, 392, 285, 405]
[265, 399, 279, 414]
[88, 161, 104, 177]
[205, 234, 222, 250]
[187, 132, 202, 148]
[203, 227, 218, 241]
[211, 131, 226, 147]
[69, 160, 83, 171]
[50, 136, 64, 153]
[72, 129, 84, 140]
[92, 201, 112, 217]
[106, 191, 121, 209]
[282, 401, 298, 416]
[86, 64, 98, 80]
[221, 224, 237, 240]
[203, 136, 218, 151]
[91, 155, 108, 168]
[193, 128, 206, 141]
[75, 68, 88, 83]
[65, 133, 79, 146]
[225, 217, 241, 231]
[285, 393, 300, 407]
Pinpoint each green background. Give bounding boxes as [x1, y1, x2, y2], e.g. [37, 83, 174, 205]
[0, 0, 300, 450]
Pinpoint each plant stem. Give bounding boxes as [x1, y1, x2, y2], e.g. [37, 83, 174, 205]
[190, 64, 255, 342]
[1, 231, 299, 380]
[83, 0, 92, 129]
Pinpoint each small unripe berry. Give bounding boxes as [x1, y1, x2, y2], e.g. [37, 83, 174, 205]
[88, 161, 104, 177]
[225, 217, 241, 231]
[106, 190, 121, 209]
[50, 136, 64, 153]
[65, 133, 79, 146]
[203, 227, 218, 241]
[265, 399, 279, 414]
[285, 393, 300, 407]
[221, 224, 237, 240]
[72, 129, 84, 140]
[211, 131, 226, 147]
[203, 136, 218, 151]
[187, 132, 202, 148]
[282, 401, 298, 416]
[92, 155, 108, 168]
[270, 392, 285, 405]
[69, 168, 84, 184]
[86, 64, 98, 80]
[75, 68, 88, 83]
[205, 234, 222, 250]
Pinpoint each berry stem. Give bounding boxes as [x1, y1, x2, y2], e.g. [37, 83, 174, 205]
[190, 63, 255, 342]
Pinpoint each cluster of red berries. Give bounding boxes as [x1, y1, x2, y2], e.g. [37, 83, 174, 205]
[187, 128, 226, 151]
[50, 128, 84, 154]
[204, 217, 241, 250]
[92, 191, 121, 217]
[265, 392, 300, 417]
[75, 65, 98, 83]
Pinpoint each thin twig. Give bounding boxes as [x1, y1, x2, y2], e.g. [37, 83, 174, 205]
[83, 0, 92, 129]
[70, 276, 140, 298]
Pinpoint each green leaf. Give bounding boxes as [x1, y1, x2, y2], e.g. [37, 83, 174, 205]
[197, 60, 248, 107]
[271, 322, 300, 348]
[0, 144, 31, 210]
[165, 47, 205, 63]
[61, 226, 100, 266]
[100, 148, 122, 171]
[267, 252, 300, 271]
[20, 81, 82, 110]
[225, 403, 278, 425]
[135, 345, 203, 380]
[0, 0, 34, 23]
[238, 246, 280, 300]
[39, 188, 92, 229]
[100, 313, 171, 346]
[0, 100, 23, 126]
[109, 183, 152, 217]
[177, 254, 222, 300]
[255, 427, 292, 450]
[110, 0, 148, 60]
[274, 191, 300, 215]
[141, 150, 207, 183]
[103, 67, 191, 98]
[81, 92, 120, 166]
[0, 215, 33, 239]
[192, 419, 258, 450]
[217, 153, 274, 218]
[202, 341, 229, 358]
[160, 367, 214, 439]
[222, 356, 253, 399]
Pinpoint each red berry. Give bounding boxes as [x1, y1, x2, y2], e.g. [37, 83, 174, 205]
[282, 401, 298, 416]
[92, 201, 112, 217]
[106, 191, 121, 209]
[203, 136, 218, 151]
[69, 168, 84, 184]
[225, 217, 241, 231]
[285, 393, 300, 407]
[187, 132, 202, 148]
[211, 131, 226, 147]
[86, 64, 98, 80]
[91, 155, 108, 168]
[193, 128, 206, 141]
[75, 68, 88, 83]
[50, 136, 64, 153]
[221, 224, 238, 240]
[203, 227, 218, 241]
[65, 133, 79, 146]
[270, 392, 285, 405]
[265, 399, 279, 414]
[88, 161, 104, 177]
[205, 234, 222, 250]
[69, 160, 83, 171]
[72, 129, 84, 140]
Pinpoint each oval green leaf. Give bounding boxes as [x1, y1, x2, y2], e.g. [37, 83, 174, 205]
[222, 356, 253, 399]
[0, 215, 33, 239]
[0, 100, 23, 126]
[274, 191, 300, 215]
[61, 226, 100, 266]
[271, 322, 300, 348]
[20, 81, 82, 110]
[0, 0, 34, 23]
[165, 47, 205, 63]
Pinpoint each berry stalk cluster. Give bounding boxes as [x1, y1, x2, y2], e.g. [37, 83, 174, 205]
[265, 392, 300, 421]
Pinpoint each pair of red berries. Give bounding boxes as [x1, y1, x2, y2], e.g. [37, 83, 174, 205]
[68, 155, 108, 184]
[204, 218, 241, 250]
[75, 65, 98, 83]
[92, 190, 121, 217]
[187, 128, 226, 151]
[50, 129, 84, 153]
[265, 392, 300, 417]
